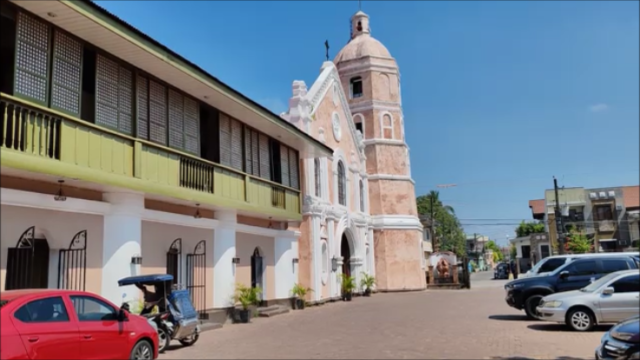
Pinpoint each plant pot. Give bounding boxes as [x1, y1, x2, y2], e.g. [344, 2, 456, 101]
[344, 292, 353, 301]
[235, 309, 252, 324]
[364, 288, 372, 297]
[295, 298, 305, 310]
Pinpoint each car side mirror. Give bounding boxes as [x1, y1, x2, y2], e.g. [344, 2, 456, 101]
[602, 287, 614, 295]
[118, 308, 128, 321]
[559, 271, 570, 279]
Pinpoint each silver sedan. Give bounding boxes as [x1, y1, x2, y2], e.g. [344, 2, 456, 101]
[536, 270, 640, 331]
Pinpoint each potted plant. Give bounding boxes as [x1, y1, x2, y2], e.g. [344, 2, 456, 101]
[340, 273, 356, 301]
[291, 283, 313, 310]
[360, 273, 375, 297]
[234, 283, 261, 324]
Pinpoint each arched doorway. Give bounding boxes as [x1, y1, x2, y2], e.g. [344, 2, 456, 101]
[341, 234, 352, 277]
[251, 247, 264, 301]
[6, 226, 50, 290]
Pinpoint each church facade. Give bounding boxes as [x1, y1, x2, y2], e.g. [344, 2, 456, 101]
[282, 10, 426, 300]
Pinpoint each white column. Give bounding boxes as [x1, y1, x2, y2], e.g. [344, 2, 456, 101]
[213, 211, 236, 308]
[367, 226, 376, 278]
[101, 192, 144, 306]
[311, 215, 322, 301]
[327, 218, 337, 298]
[274, 236, 295, 299]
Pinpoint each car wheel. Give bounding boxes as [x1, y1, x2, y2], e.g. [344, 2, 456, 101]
[179, 333, 199, 346]
[524, 295, 544, 320]
[130, 340, 154, 360]
[157, 328, 170, 353]
[567, 308, 595, 332]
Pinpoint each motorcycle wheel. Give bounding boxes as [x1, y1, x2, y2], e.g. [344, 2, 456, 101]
[179, 333, 199, 347]
[157, 328, 170, 353]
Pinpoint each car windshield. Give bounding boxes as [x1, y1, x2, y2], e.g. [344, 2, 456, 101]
[529, 258, 550, 274]
[580, 272, 621, 292]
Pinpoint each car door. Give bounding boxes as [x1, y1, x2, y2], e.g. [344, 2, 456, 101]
[599, 274, 640, 322]
[555, 260, 599, 292]
[10, 295, 80, 359]
[69, 295, 130, 360]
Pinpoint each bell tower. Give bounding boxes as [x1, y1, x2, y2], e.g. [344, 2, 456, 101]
[334, 11, 425, 291]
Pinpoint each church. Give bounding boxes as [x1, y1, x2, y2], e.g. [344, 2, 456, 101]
[282, 10, 426, 301]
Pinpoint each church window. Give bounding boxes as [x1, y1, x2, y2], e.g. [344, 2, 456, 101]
[353, 113, 365, 138]
[357, 21, 363, 32]
[314, 158, 321, 197]
[350, 77, 363, 99]
[359, 179, 365, 212]
[381, 113, 394, 139]
[337, 161, 347, 206]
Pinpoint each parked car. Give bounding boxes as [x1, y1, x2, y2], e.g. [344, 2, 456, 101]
[504, 255, 639, 319]
[520, 252, 640, 279]
[536, 270, 640, 331]
[0, 289, 159, 360]
[595, 315, 640, 360]
[495, 263, 509, 279]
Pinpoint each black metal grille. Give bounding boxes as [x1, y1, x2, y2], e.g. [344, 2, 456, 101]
[186, 240, 207, 320]
[166, 238, 181, 288]
[251, 248, 264, 302]
[5, 226, 49, 290]
[57, 230, 87, 291]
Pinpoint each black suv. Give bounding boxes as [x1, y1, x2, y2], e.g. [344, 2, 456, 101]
[596, 316, 640, 360]
[504, 256, 639, 319]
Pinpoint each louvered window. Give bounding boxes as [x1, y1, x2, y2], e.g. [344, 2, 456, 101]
[337, 161, 346, 206]
[289, 148, 299, 189]
[280, 146, 290, 187]
[244, 127, 260, 176]
[148, 80, 167, 145]
[258, 134, 271, 180]
[230, 118, 243, 171]
[219, 114, 232, 166]
[136, 75, 149, 139]
[96, 55, 133, 134]
[183, 98, 200, 155]
[168, 89, 185, 149]
[14, 12, 50, 105]
[314, 158, 321, 197]
[51, 30, 83, 116]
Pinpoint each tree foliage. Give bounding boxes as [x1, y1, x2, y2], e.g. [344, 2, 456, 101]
[515, 221, 546, 238]
[509, 242, 517, 260]
[565, 229, 592, 254]
[416, 191, 465, 258]
[484, 240, 504, 262]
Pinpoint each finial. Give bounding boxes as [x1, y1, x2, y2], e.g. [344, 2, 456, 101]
[324, 40, 330, 61]
[358, 0, 362, 11]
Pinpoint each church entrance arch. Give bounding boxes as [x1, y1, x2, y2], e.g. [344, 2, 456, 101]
[340, 230, 355, 277]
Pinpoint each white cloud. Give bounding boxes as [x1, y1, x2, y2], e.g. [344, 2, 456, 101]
[259, 98, 288, 115]
[588, 103, 609, 113]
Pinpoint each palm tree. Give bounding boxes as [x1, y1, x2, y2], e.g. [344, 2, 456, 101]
[417, 191, 457, 252]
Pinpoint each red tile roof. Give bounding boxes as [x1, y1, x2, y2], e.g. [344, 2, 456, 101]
[529, 199, 545, 215]
[622, 186, 640, 209]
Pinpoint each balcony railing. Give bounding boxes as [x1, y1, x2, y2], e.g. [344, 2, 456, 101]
[1, 93, 301, 217]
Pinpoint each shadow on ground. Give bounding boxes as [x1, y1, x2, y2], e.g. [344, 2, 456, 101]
[527, 323, 612, 332]
[488, 314, 530, 321]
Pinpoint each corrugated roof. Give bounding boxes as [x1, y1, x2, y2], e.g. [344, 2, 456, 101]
[622, 185, 640, 209]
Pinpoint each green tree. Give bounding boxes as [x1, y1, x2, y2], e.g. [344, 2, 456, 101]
[484, 240, 504, 262]
[515, 221, 546, 237]
[416, 191, 465, 257]
[566, 230, 592, 254]
[509, 242, 517, 260]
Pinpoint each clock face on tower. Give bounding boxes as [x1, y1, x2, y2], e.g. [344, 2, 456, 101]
[332, 113, 342, 142]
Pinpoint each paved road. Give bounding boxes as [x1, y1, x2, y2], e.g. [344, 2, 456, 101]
[161, 279, 604, 359]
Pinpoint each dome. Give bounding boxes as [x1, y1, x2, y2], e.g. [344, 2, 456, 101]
[333, 11, 392, 63]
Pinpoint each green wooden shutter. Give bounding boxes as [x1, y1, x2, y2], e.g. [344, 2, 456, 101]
[168, 89, 184, 150]
[230, 118, 243, 171]
[183, 97, 200, 155]
[243, 128, 252, 173]
[148, 80, 167, 145]
[95, 54, 119, 130]
[136, 75, 149, 139]
[51, 30, 83, 116]
[258, 134, 270, 180]
[14, 12, 50, 105]
[117, 67, 133, 134]
[251, 131, 260, 176]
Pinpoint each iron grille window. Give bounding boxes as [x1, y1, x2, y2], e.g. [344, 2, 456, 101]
[337, 161, 346, 206]
[594, 205, 614, 221]
[314, 158, 321, 197]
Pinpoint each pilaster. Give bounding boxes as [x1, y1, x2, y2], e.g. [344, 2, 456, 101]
[213, 211, 237, 308]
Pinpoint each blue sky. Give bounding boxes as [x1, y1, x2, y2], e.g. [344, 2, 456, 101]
[97, 1, 639, 245]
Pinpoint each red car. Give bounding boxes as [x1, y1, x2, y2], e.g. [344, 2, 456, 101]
[1, 289, 158, 360]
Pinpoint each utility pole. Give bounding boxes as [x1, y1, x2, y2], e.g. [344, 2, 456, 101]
[554, 176, 565, 255]
[430, 196, 437, 252]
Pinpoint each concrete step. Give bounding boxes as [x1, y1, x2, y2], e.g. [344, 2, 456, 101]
[257, 305, 289, 318]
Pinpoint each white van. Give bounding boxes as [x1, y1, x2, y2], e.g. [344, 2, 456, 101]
[519, 251, 640, 279]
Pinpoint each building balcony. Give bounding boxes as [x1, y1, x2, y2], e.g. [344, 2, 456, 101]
[597, 220, 616, 233]
[0, 93, 301, 220]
